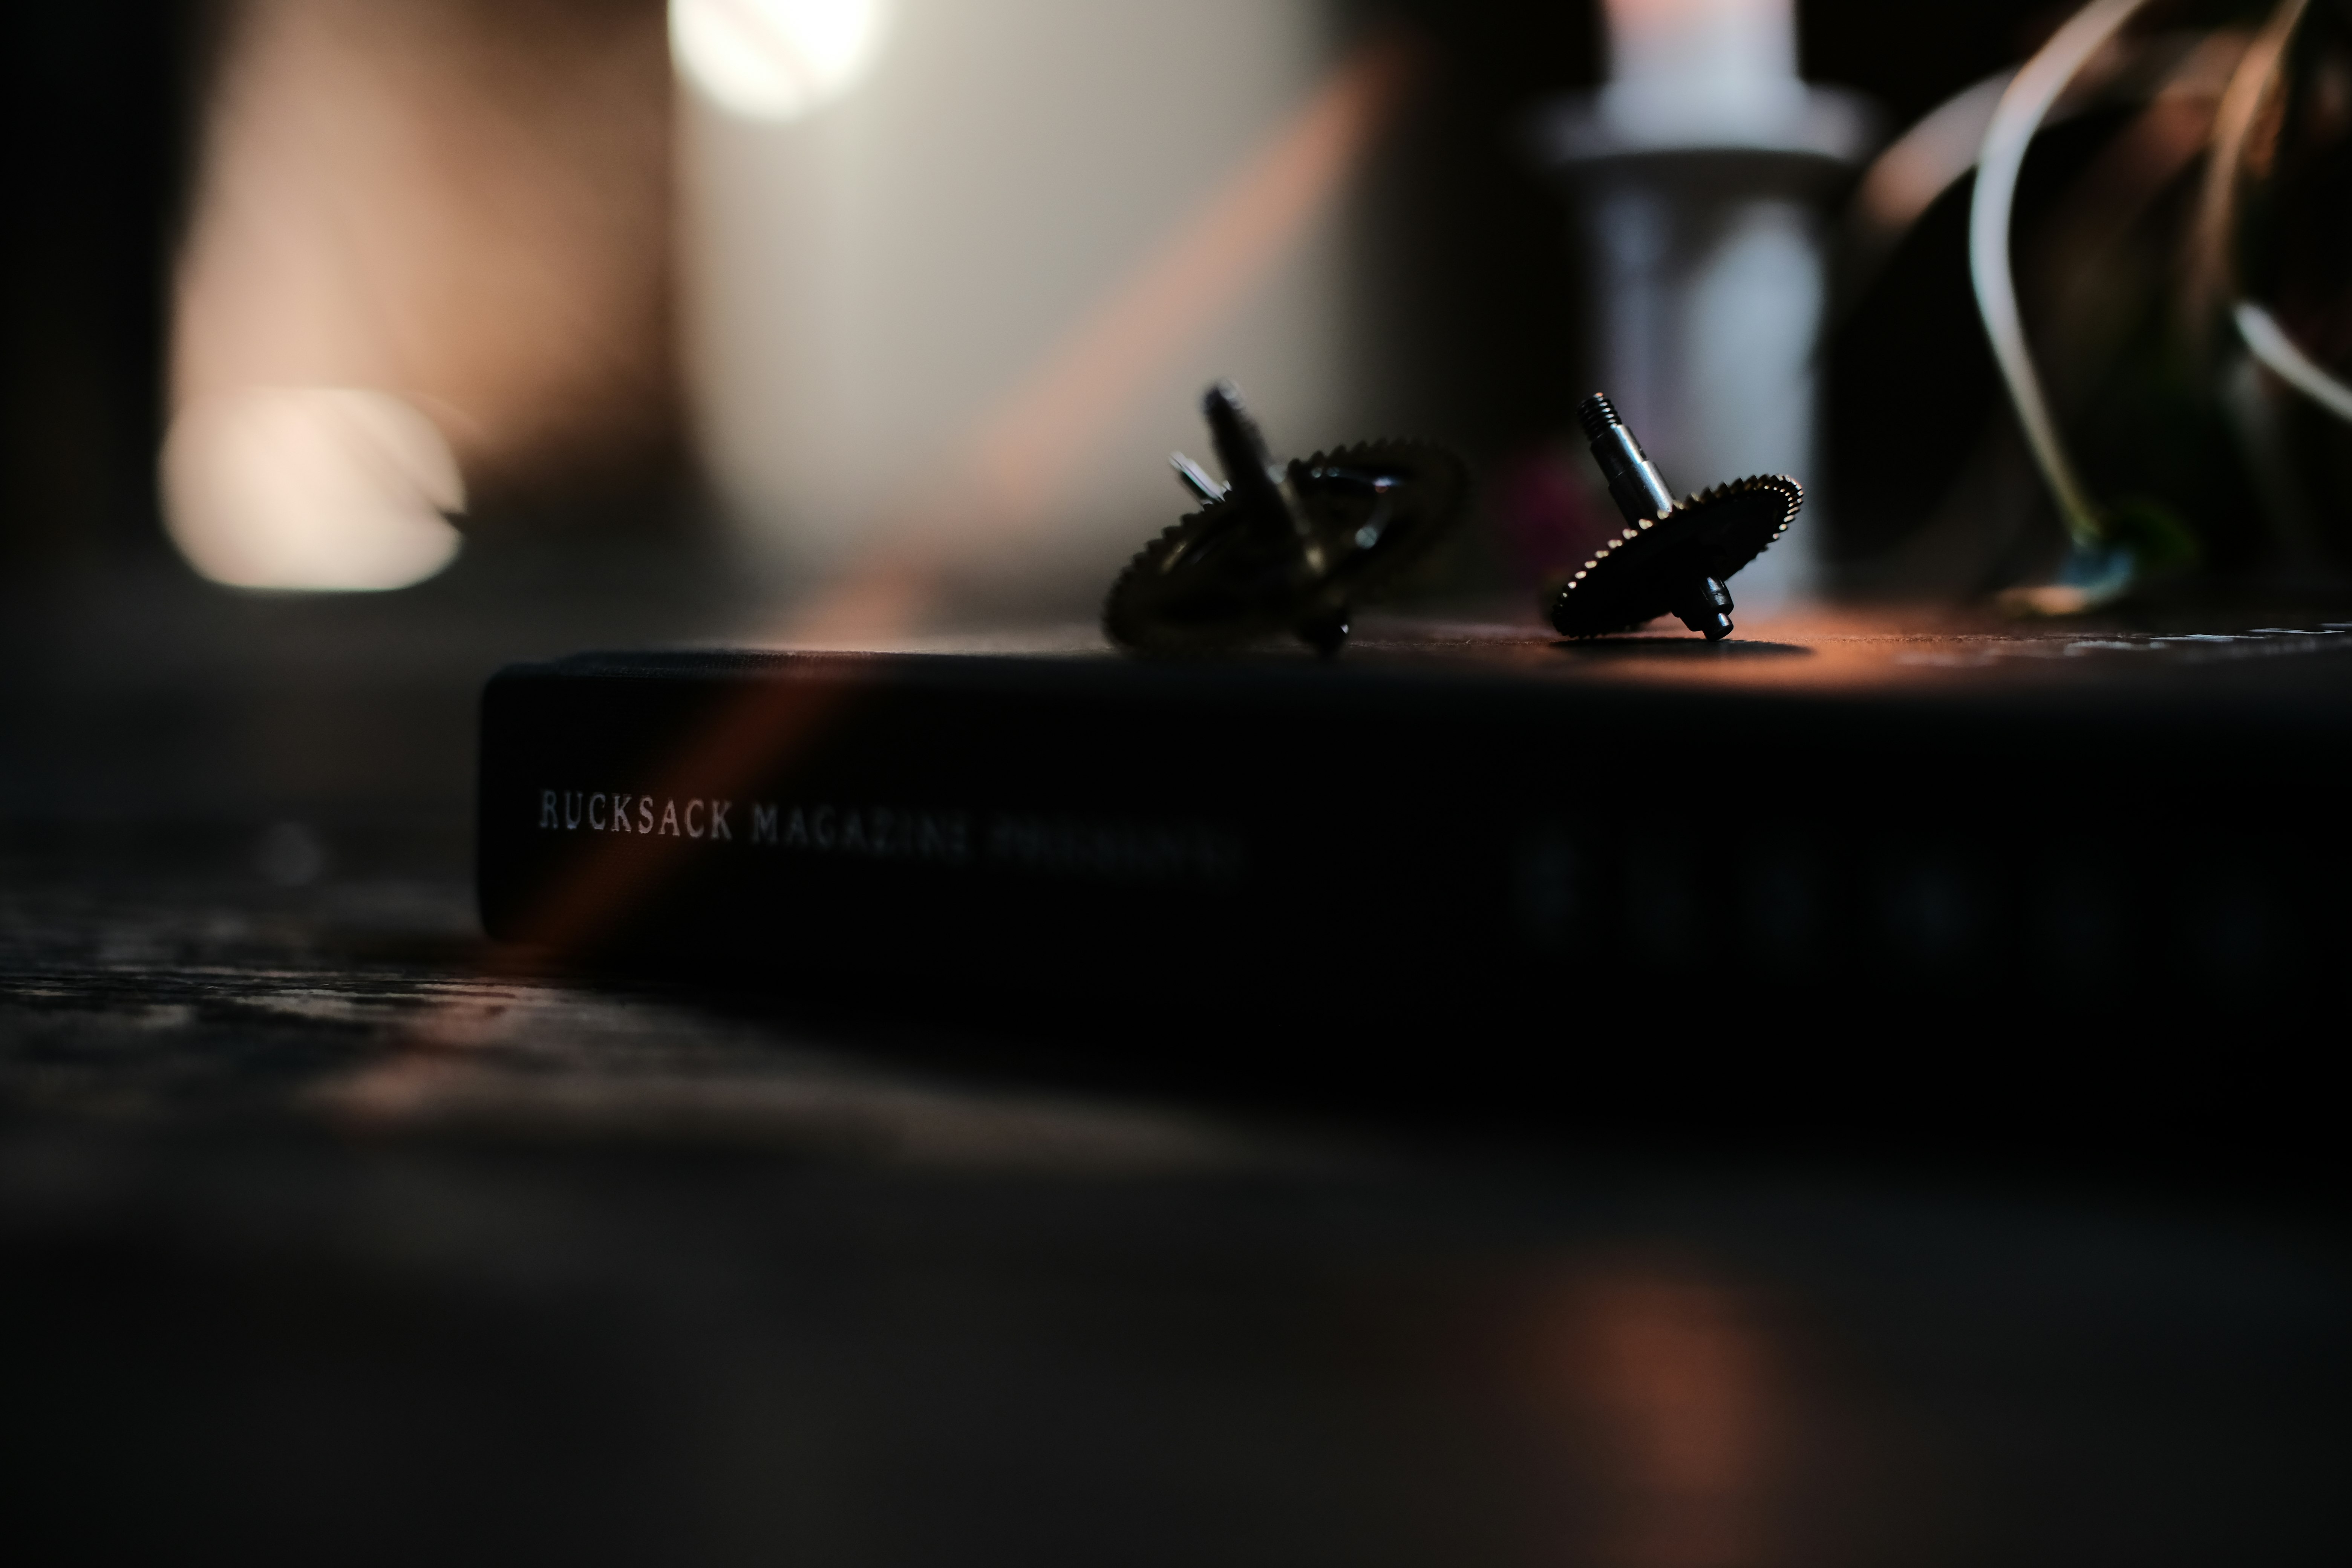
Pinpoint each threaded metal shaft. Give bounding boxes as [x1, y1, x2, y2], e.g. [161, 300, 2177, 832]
[1576, 393, 1619, 443]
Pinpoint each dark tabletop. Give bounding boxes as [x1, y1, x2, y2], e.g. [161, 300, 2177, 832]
[3, 547, 2346, 1566]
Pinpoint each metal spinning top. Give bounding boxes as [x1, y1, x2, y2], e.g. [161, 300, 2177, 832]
[1104, 383, 1468, 656]
[1550, 394, 1803, 642]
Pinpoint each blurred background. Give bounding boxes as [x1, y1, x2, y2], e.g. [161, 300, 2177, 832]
[9, 2, 2343, 598]
[7, 0, 2352, 821]
[12, 0, 2349, 618]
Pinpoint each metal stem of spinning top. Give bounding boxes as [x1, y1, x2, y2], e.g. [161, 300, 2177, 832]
[1104, 384, 1469, 657]
[1549, 393, 1805, 642]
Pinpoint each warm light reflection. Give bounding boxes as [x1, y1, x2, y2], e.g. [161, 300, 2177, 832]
[1534, 1265, 1780, 1568]
[161, 388, 464, 591]
[670, 0, 888, 121]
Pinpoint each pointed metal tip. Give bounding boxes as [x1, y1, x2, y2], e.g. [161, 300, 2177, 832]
[1200, 380, 1278, 500]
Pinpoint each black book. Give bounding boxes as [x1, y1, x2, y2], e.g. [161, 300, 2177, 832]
[479, 621, 2352, 1052]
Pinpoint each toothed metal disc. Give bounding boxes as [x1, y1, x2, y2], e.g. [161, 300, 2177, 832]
[1547, 475, 1803, 638]
[1104, 440, 1468, 652]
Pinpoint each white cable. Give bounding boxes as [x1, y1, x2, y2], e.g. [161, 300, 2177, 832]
[1969, 0, 2158, 545]
[2236, 300, 2352, 425]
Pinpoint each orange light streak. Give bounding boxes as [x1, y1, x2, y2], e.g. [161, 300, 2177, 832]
[492, 30, 1420, 957]
[952, 30, 1419, 533]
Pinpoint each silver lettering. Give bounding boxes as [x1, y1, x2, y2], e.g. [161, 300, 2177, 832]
[812, 806, 835, 848]
[712, 801, 734, 841]
[539, 790, 558, 829]
[659, 799, 681, 837]
[638, 796, 654, 834]
[753, 804, 777, 844]
[564, 791, 583, 831]
[589, 793, 608, 831]
[686, 799, 706, 839]
[982, 814, 1239, 882]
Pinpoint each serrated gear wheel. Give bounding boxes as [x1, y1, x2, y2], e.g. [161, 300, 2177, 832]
[1548, 393, 1803, 642]
[1104, 385, 1468, 655]
[1547, 475, 1804, 639]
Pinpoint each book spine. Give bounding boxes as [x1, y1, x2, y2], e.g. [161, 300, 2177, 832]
[476, 662, 1518, 992]
[478, 657, 2352, 1025]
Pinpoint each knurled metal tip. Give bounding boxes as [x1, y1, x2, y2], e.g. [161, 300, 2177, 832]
[1576, 394, 1620, 443]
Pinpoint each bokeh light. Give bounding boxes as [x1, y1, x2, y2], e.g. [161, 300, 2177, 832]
[161, 387, 465, 592]
[669, 0, 889, 121]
